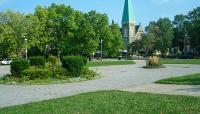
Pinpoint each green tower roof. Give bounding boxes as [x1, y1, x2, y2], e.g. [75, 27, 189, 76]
[122, 0, 135, 24]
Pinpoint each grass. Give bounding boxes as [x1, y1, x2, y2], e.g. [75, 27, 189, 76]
[0, 90, 200, 114]
[86, 60, 135, 67]
[160, 59, 200, 65]
[156, 73, 200, 85]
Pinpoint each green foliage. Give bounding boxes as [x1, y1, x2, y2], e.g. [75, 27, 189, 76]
[187, 7, 200, 55]
[53, 67, 70, 79]
[108, 21, 123, 57]
[30, 56, 46, 68]
[81, 67, 98, 79]
[1, 91, 200, 114]
[172, 7, 200, 56]
[81, 57, 88, 65]
[48, 55, 58, 67]
[11, 59, 30, 77]
[22, 67, 53, 80]
[1, 4, 200, 58]
[172, 14, 187, 52]
[0, 4, 123, 58]
[156, 18, 174, 56]
[61, 56, 86, 77]
[128, 39, 143, 55]
[132, 18, 174, 56]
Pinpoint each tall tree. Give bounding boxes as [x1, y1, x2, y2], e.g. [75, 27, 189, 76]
[0, 10, 33, 58]
[187, 7, 200, 55]
[156, 18, 174, 56]
[143, 22, 159, 56]
[65, 11, 98, 56]
[172, 14, 187, 52]
[108, 21, 123, 57]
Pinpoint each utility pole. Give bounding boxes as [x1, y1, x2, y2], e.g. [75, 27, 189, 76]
[24, 37, 28, 60]
[101, 39, 103, 62]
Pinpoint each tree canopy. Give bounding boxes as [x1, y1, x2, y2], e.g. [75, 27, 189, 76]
[0, 4, 123, 59]
[129, 6, 200, 57]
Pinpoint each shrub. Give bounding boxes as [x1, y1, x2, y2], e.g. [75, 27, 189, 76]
[146, 56, 161, 67]
[54, 67, 70, 79]
[61, 56, 85, 77]
[11, 59, 30, 77]
[81, 67, 98, 79]
[48, 56, 58, 67]
[30, 56, 46, 68]
[22, 67, 53, 80]
[81, 57, 88, 65]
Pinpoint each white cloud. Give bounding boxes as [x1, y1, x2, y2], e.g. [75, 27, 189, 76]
[152, 0, 181, 4]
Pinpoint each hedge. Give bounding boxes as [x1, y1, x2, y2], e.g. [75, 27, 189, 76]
[30, 56, 46, 68]
[11, 59, 30, 77]
[61, 56, 86, 77]
[22, 67, 53, 80]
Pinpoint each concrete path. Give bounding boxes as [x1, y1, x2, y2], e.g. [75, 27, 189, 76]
[0, 60, 200, 108]
[123, 84, 200, 97]
[0, 65, 10, 77]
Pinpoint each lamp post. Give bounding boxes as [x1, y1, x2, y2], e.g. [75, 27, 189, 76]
[100, 39, 103, 62]
[25, 38, 27, 60]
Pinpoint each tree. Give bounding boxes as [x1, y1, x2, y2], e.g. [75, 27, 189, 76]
[0, 10, 28, 58]
[143, 22, 159, 56]
[156, 18, 174, 56]
[172, 14, 187, 53]
[0, 4, 124, 59]
[136, 18, 173, 57]
[128, 39, 143, 55]
[65, 11, 98, 56]
[187, 7, 200, 55]
[85, 11, 113, 57]
[108, 21, 123, 57]
[0, 20, 16, 58]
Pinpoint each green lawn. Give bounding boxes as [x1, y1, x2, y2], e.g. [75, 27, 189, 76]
[160, 59, 200, 65]
[156, 73, 200, 85]
[86, 60, 135, 67]
[0, 91, 199, 114]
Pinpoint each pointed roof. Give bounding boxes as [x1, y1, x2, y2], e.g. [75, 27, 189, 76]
[122, 0, 135, 24]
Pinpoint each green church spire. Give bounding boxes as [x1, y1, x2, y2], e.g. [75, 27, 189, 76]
[122, 0, 135, 24]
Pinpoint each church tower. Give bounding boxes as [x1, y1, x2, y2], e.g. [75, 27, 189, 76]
[122, 0, 137, 50]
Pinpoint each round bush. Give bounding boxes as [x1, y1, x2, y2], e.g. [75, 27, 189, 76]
[48, 55, 58, 67]
[146, 56, 161, 67]
[61, 56, 85, 77]
[11, 59, 30, 77]
[30, 56, 46, 68]
[22, 67, 53, 80]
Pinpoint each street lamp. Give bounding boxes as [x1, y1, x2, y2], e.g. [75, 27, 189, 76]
[100, 39, 103, 62]
[25, 38, 27, 60]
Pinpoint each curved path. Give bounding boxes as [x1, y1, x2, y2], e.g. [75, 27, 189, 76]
[0, 60, 200, 108]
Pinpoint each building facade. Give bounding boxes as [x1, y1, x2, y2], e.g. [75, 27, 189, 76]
[122, 0, 143, 50]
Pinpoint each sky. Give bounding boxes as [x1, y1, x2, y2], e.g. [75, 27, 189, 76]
[0, 0, 200, 27]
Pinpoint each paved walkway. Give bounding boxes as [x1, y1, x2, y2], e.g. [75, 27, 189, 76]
[0, 65, 10, 77]
[123, 84, 200, 97]
[0, 60, 200, 108]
